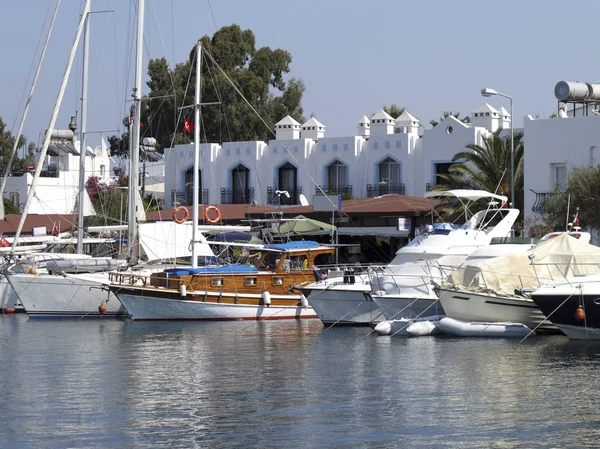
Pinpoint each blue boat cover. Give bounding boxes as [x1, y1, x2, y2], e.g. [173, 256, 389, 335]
[263, 241, 320, 251]
[163, 264, 259, 276]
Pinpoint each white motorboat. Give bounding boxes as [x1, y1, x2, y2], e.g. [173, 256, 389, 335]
[436, 233, 598, 334]
[436, 316, 533, 338]
[305, 190, 520, 326]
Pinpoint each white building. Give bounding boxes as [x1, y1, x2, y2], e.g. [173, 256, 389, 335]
[160, 103, 515, 210]
[1, 124, 110, 215]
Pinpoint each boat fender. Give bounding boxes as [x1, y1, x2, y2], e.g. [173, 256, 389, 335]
[374, 321, 392, 336]
[406, 321, 439, 337]
[301, 294, 309, 308]
[262, 290, 271, 307]
[98, 303, 107, 315]
[27, 266, 37, 275]
[3, 307, 14, 314]
[179, 284, 187, 298]
[575, 306, 585, 321]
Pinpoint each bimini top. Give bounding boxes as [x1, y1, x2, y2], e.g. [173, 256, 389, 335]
[424, 189, 508, 204]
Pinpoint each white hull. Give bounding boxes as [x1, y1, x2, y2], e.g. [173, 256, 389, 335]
[116, 290, 317, 321]
[372, 292, 443, 321]
[0, 277, 24, 312]
[436, 287, 558, 333]
[300, 281, 382, 326]
[8, 273, 127, 318]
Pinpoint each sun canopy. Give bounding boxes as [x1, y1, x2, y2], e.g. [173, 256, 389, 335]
[447, 234, 600, 296]
[425, 189, 508, 204]
[270, 215, 336, 235]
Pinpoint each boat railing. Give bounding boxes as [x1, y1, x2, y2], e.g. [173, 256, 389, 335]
[367, 261, 458, 296]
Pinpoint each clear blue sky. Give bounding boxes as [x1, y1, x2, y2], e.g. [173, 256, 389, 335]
[1, 0, 599, 148]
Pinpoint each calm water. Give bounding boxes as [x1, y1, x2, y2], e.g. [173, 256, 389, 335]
[1, 315, 600, 448]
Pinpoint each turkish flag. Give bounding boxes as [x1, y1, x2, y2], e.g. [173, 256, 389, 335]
[183, 118, 194, 133]
[53, 222, 59, 234]
[573, 215, 580, 227]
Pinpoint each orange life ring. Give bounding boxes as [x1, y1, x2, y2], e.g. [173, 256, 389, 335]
[173, 206, 189, 224]
[204, 205, 221, 224]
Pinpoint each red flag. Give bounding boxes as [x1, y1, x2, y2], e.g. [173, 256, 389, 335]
[573, 214, 580, 227]
[183, 118, 194, 133]
[53, 222, 59, 234]
[140, 122, 144, 130]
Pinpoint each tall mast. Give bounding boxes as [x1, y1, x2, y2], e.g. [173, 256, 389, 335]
[127, 0, 145, 262]
[13, 0, 91, 247]
[191, 41, 202, 268]
[77, 7, 90, 254]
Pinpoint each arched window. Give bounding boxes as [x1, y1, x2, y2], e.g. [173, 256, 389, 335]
[232, 164, 250, 203]
[184, 168, 202, 206]
[327, 160, 348, 193]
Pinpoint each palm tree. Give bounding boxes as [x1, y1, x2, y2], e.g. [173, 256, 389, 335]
[435, 128, 525, 212]
[430, 111, 469, 127]
[382, 103, 405, 119]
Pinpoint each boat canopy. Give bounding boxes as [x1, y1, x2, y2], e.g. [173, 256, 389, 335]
[164, 264, 259, 276]
[447, 234, 600, 296]
[425, 189, 508, 204]
[263, 241, 320, 251]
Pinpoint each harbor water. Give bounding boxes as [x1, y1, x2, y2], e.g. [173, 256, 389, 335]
[1, 314, 599, 448]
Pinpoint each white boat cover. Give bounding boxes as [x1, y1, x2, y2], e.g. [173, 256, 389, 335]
[46, 257, 125, 273]
[447, 234, 600, 296]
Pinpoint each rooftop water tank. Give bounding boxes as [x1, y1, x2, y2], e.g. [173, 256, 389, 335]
[555, 81, 589, 102]
[587, 83, 600, 101]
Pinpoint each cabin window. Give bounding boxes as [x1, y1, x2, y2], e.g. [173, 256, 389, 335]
[272, 277, 284, 285]
[244, 277, 257, 286]
[211, 278, 224, 287]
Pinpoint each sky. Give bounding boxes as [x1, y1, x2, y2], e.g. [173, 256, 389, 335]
[2, 0, 600, 149]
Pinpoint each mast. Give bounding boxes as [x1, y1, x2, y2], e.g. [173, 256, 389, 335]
[0, 0, 61, 221]
[191, 41, 202, 268]
[77, 7, 90, 254]
[13, 0, 91, 248]
[127, 0, 145, 262]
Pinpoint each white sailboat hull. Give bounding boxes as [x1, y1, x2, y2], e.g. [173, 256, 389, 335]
[436, 287, 558, 333]
[116, 290, 317, 321]
[8, 272, 127, 318]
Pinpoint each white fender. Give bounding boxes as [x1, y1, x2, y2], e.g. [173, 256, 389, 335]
[301, 294, 309, 308]
[262, 290, 271, 307]
[373, 321, 392, 336]
[179, 284, 187, 297]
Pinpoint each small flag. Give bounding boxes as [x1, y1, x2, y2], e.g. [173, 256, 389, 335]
[140, 122, 145, 130]
[573, 214, 580, 227]
[183, 118, 194, 133]
[53, 222, 59, 234]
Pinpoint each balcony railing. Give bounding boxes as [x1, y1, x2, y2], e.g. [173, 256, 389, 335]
[171, 189, 209, 206]
[315, 185, 352, 196]
[531, 190, 560, 213]
[367, 183, 405, 197]
[220, 187, 254, 204]
[267, 186, 302, 205]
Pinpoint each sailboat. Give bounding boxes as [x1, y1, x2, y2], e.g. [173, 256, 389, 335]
[107, 41, 335, 321]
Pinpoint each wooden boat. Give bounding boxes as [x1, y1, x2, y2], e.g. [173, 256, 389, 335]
[108, 241, 335, 321]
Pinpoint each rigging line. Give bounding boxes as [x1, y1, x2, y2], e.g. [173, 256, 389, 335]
[10, 1, 56, 134]
[205, 0, 219, 32]
[147, 0, 178, 98]
[203, 50, 337, 211]
[0, 0, 61, 216]
[168, 47, 196, 149]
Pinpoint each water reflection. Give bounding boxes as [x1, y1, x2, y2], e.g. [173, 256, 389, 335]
[1, 316, 600, 448]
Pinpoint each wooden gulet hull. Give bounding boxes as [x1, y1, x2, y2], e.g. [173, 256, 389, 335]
[112, 286, 316, 321]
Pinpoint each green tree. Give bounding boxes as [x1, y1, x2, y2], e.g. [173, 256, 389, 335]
[382, 103, 405, 119]
[435, 129, 525, 216]
[133, 24, 305, 152]
[539, 167, 600, 231]
[0, 117, 27, 171]
[430, 111, 469, 127]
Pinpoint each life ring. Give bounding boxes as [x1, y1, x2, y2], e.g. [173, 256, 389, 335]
[204, 205, 221, 224]
[173, 206, 189, 224]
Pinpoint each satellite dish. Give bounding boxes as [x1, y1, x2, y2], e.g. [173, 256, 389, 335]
[299, 194, 309, 206]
